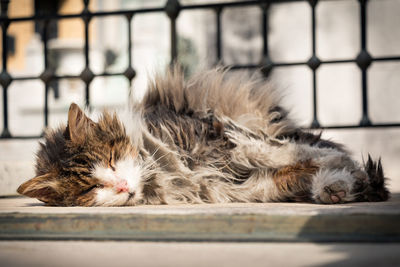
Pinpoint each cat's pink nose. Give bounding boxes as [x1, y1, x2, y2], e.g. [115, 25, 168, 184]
[116, 180, 129, 193]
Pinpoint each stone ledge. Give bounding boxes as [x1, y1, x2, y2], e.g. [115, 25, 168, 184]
[0, 161, 35, 196]
[1, 195, 400, 242]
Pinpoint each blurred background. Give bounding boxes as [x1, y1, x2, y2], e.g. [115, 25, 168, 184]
[0, 0, 399, 195]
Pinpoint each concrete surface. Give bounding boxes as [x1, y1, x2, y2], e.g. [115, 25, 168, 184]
[1, 241, 400, 267]
[1, 194, 400, 267]
[1, 195, 400, 242]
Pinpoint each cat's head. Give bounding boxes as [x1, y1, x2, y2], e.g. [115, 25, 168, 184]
[17, 103, 145, 206]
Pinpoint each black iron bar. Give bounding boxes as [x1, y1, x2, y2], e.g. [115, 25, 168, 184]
[165, 0, 180, 65]
[0, 135, 49, 140]
[0, 0, 11, 138]
[127, 14, 133, 69]
[322, 59, 355, 64]
[123, 13, 136, 93]
[231, 62, 306, 70]
[81, 0, 93, 108]
[13, 76, 39, 81]
[84, 22, 89, 67]
[170, 19, 177, 64]
[310, 2, 317, 55]
[3, 0, 312, 23]
[0, 2, 8, 70]
[308, 0, 320, 129]
[82, 72, 124, 78]
[275, 62, 306, 67]
[261, 3, 268, 58]
[182, 0, 311, 10]
[14, 72, 127, 81]
[360, 66, 370, 125]
[260, 2, 273, 77]
[358, 0, 372, 126]
[317, 123, 400, 130]
[215, 7, 222, 64]
[311, 71, 319, 128]
[42, 20, 49, 130]
[373, 56, 400, 61]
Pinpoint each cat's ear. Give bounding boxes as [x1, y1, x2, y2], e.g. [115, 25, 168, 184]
[17, 174, 62, 204]
[67, 103, 95, 143]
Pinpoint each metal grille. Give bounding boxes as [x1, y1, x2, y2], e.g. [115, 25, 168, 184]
[1, 0, 400, 139]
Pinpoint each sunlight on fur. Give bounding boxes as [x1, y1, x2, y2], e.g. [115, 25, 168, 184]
[16, 67, 389, 206]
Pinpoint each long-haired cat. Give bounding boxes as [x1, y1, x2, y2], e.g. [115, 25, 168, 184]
[17, 67, 389, 206]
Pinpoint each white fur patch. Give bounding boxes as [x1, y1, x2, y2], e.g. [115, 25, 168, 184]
[228, 133, 336, 169]
[92, 155, 142, 206]
[95, 188, 128, 206]
[117, 107, 144, 147]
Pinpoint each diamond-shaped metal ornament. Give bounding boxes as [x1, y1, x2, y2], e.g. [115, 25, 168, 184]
[307, 56, 321, 71]
[39, 69, 54, 84]
[123, 67, 136, 81]
[356, 50, 372, 70]
[165, 0, 181, 19]
[309, 0, 318, 8]
[260, 57, 273, 77]
[79, 67, 95, 84]
[0, 70, 12, 88]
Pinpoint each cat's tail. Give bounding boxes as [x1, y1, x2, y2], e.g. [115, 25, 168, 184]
[350, 154, 390, 202]
[361, 155, 390, 201]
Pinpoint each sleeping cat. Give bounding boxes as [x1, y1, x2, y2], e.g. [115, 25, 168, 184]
[17, 67, 389, 206]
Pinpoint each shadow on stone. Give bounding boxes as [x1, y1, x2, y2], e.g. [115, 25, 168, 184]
[311, 243, 400, 267]
[296, 193, 400, 242]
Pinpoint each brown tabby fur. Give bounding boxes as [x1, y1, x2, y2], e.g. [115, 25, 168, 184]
[17, 67, 390, 206]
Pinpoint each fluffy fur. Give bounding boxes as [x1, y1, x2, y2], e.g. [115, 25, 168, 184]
[17, 67, 390, 206]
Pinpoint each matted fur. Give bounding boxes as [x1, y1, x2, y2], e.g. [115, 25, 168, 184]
[17, 67, 390, 206]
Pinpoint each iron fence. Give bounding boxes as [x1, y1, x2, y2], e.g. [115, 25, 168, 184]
[0, 0, 400, 139]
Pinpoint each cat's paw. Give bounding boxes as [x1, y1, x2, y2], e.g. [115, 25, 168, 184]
[312, 169, 355, 204]
[317, 180, 348, 204]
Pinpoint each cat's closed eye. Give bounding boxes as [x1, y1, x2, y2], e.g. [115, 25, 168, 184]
[75, 158, 87, 166]
[80, 184, 104, 196]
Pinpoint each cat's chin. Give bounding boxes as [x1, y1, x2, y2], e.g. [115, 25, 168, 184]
[92, 188, 135, 206]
